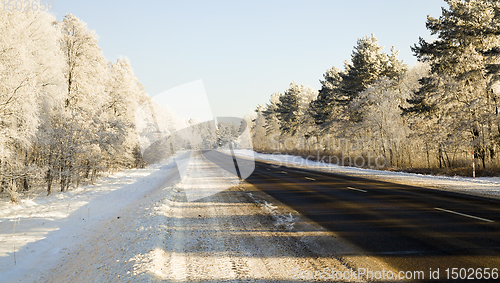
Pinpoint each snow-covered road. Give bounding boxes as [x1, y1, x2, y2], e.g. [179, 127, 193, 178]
[1, 151, 392, 282]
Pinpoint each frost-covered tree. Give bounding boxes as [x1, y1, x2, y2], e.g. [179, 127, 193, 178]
[0, 9, 64, 199]
[40, 14, 142, 192]
[277, 82, 301, 135]
[60, 14, 109, 110]
[343, 35, 407, 122]
[341, 35, 406, 103]
[342, 35, 389, 99]
[261, 93, 281, 137]
[309, 66, 344, 128]
[310, 35, 406, 129]
[0, 10, 153, 200]
[47, 13, 112, 191]
[409, 0, 500, 169]
[252, 82, 317, 153]
[297, 85, 318, 132]
[108, 58, 148, 168]
[251, 105, 269, 151]
[352, 78, 409, 167]
[252, 35, 409, 168]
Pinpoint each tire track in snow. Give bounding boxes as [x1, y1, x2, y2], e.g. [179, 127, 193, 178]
[166, 191, 188, 281]
[153, 151, 377, 282]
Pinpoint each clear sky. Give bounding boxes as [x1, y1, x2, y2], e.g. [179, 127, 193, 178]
[51, 0, 444, 118]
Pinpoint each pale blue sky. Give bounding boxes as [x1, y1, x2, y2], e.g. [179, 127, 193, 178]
[51, 0, 444, 118]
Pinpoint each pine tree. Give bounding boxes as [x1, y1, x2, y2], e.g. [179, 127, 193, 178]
[310, 66, 344, 126]
[341, 35, 389, 101]
[409, 0, 500, 169]
[277, 82, 301, 135]
[261, 93, 281, 136]
[310, 35, 406, 128]
[385, 46, 408, 83]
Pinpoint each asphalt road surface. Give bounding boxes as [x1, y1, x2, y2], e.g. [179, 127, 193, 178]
[203, 150, 500, 281]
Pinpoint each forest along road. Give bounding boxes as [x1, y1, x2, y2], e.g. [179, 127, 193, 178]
[203, 150, 500, 281]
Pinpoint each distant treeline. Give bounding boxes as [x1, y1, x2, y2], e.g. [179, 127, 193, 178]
[252, 0, 500, 177]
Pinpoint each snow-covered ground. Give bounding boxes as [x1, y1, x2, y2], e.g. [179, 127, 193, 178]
[234, 149, 500, 199]
[123, 151, 388, 282]
[0, 150, 394, 282]
[2, 148, 499, 282]
[0, 151, 189, 282]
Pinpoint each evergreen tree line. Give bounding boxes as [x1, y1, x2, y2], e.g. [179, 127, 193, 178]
[0, 10, 149, 202]
[252, 0, 500, 176]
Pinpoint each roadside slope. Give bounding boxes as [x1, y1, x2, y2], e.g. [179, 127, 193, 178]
[0, 152, 189, 283]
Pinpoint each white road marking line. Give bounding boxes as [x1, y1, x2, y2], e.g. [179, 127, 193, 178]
[434, 207, 495, 223]
[305, 177, 316, 181]
[347, 187, 367, 193]
[280, 171, 287, 174]
[266, 168, 270, 171]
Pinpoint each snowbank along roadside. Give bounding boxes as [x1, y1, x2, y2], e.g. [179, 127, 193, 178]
[0, 151, 191, 282]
